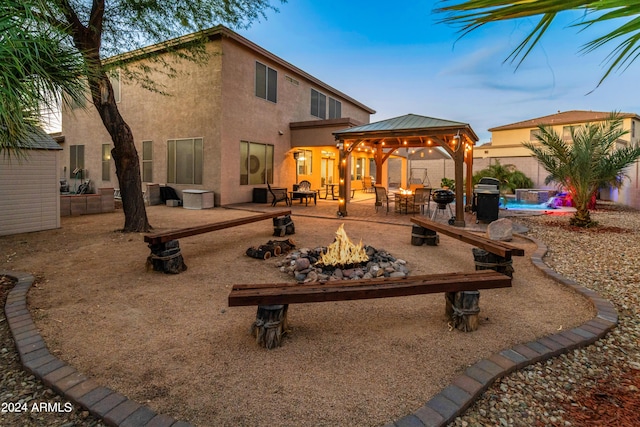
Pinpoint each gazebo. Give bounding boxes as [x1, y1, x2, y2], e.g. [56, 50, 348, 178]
[333, 114, 479, 226]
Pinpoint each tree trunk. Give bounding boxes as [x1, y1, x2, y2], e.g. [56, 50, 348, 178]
[89, 73, 151, 232]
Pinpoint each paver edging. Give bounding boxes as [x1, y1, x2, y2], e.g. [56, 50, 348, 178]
[386, 233, 618, 426]
[1, 270, 193, 427]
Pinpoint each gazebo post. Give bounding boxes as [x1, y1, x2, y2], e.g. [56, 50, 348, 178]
[465, 145, 474, 212]
[453, 147, 466, 227]
[337, 141, 348, 217]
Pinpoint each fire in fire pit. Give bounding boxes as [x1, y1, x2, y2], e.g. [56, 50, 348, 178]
[317, 223, 369, 267]
[275, 224, 409, 282]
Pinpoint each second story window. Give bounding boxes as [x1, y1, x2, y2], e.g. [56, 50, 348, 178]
[562, 126, 574, 141]
[311, 89, 326, 119]
[109, 70, 121, 103]
[255, 62, 277, 103]
[529, 129, 541, 142]
[329, 97, 341, 119]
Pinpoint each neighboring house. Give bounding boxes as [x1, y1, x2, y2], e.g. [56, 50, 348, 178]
[0, 129, 61, 236]
[476, 110, 640, 209]
[60, 25, 375, 206]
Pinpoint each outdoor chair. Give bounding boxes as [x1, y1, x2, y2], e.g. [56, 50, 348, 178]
[374, 185, 393, 213]
[413, 187, 432, 216]
[267, 182, 290, 207]
[363, 176, 374, 193]
[298, 180, 313, 192]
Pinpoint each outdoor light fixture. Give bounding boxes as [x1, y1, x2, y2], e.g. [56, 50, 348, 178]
[336, 141, 344, 149]
[293, 151, 300, 160]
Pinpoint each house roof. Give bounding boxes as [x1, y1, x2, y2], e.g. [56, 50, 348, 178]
[489, 110, 640, 132]
[333, 113, 479, 141]
[107, 25, 376, 115]
[8, 127, 62, 150]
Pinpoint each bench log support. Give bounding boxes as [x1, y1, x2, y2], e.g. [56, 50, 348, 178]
[229, 270, 511, 348]
[146, 239, 188, 274]
[445, 291, 480, 332]
[272, 214, 295, 237]
[252, 304, 289, 349]
[144, 210, 293, 273]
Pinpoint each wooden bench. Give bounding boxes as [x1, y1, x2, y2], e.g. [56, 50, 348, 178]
[144, 210, 293, 273]
[410, 217, 524, 277]
[229, 270, 512, 348]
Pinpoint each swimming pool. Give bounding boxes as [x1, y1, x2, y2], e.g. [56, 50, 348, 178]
[499, 197, 575, 212]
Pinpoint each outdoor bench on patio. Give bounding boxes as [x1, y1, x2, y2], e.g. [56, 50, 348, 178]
[144, 210, 294, 274]
[410, 217, 525, 277]
[228, 270, 512, 348]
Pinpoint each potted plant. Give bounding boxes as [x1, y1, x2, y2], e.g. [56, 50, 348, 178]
[440, 178, 455, 190]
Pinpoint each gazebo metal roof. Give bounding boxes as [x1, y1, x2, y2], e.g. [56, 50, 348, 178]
[334, 113, 479, 141]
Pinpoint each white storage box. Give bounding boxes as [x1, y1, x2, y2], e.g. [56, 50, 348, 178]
[183, 189, 214, 209]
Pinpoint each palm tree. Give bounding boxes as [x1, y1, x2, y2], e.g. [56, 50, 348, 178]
[1, 0, 87, 157]
[473, 160, 533, 194]
[436, 1, 640, 86]
[523, 115, 640, 227]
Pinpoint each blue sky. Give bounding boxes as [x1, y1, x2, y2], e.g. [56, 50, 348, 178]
[237, 1, 639, 143]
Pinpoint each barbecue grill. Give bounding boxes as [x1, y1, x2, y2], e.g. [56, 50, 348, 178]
[473, 177, 500, 223]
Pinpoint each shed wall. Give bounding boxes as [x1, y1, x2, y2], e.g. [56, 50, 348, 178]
[0, 150, 60, 236]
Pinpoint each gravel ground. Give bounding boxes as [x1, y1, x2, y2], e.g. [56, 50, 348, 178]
[451, 202, 640, 427]
[1, 202, 637, 427]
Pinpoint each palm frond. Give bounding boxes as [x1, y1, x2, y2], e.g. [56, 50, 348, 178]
[437, 0, 640, 84]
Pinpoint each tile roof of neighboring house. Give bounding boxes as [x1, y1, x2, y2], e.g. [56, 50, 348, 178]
[107, 25, 376, 114]
[489, 110, 640, 132]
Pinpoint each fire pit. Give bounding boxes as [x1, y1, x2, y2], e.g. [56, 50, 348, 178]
[275, 224, 409, 282]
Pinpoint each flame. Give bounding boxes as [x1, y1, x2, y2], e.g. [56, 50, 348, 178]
[398, 188, 413, 195]
[317, 224, 369, 267]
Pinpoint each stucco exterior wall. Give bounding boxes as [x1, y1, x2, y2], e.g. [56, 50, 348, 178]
[60, 28, 373, 206]
[61, 41, 224, 202]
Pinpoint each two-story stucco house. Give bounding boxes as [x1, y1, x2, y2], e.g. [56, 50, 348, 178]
[475, 110, 640, 209]
[60, 25, 375, 206]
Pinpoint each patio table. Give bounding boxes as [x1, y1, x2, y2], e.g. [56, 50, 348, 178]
[289, 190, 317, 206]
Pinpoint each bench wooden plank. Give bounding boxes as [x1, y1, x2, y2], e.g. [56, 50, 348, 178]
[228, 270, 511, 306]
[144, 210, 292, 245]
[410, 217, 525, 258]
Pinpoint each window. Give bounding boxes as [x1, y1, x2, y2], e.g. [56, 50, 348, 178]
[311, 89, 326, 119]
[101, 144, 111, 181]
[240, 141, 274, 185]
[109, 70, 121, 103]
[632, 121, 636, 139]
[351, 157, 366, 180]
[529, 129, 541, 142]
[329, 97, 341, 119]
[296, 149, 313, 176]
[70, 145, 85, 178]
[562, 126, 574, 141]
[255, 62, 277, 103]
[167, 138, 203, 185]
[142, 140, 153, 182]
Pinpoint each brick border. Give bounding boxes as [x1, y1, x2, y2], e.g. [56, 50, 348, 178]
[386, 234, 618, 427]
[3, 232, 618, 427]
[2, 270, 193, 427]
